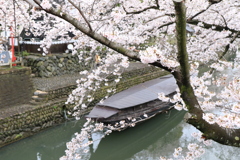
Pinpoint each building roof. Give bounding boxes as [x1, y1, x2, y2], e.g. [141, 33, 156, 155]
[19, 40, 77, 45]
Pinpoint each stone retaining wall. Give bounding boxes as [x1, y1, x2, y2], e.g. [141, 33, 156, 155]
[0, 100, 65, 147]
[0, 67, 34, 109]
[24, 54, 89, 78]
[33, 65, 165, 103]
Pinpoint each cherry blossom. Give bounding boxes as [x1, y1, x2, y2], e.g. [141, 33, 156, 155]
[1, 0, 240, 159]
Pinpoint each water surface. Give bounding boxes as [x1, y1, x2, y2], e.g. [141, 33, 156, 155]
[0, 109, 239, 160]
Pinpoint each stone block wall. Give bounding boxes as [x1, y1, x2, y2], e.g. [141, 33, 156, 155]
[0, 100, 65, 147]
[46, 85, 76, 100]
[0, 67, 34, 109]
[33, 85, 77, 103]
[24, 54, 89, 78]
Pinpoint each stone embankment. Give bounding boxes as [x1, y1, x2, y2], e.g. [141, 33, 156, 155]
[24, 54, 89, 78]
[0, 61, 169, 147]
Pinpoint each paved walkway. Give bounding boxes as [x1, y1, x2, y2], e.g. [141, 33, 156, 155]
[32, 62, 149, 91]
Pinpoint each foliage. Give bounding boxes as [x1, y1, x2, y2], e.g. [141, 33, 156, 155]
[22, 50, 30, 56]
[14, 133, 23, 139]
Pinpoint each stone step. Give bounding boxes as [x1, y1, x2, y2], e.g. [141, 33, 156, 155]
[34, 90, 48, 98]
[29, 100, 41, 105]
[32, 95, 45, 102]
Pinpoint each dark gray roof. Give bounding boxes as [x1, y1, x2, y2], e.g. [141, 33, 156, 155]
[98, 75, 177, 109]
[85, 106, 119, 119]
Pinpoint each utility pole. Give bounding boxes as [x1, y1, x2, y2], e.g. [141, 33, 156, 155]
[11, 0, 17, 65]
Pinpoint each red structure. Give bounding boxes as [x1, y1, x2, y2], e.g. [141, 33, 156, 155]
[10, 27, 16, 66]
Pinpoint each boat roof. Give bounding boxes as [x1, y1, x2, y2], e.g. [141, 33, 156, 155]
[85, 106, 119, 119]
[97, 75, 177, 110]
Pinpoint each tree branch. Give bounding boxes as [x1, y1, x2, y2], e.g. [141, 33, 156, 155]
[188, 3, 212, 20]
[145, 13, 175, 24]
[23, 0, 39, 8]
[211, 9, 228, 28]
[31, 0, 44, 10]
[24, 0, 172, 72]
[157, 21, 175, 30]
[219, 31, 240, 59]
[68, 0, 93, 32]
[187, 117, 240, 147]
[187, 19, 239, 33]
[209, 31, 240, 74]
[123, 0, 159, 14]
[208, 0, 222, 4]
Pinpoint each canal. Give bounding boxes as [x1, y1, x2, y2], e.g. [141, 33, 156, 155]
[0, 109, 239, 160]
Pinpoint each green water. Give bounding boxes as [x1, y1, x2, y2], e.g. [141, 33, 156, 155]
[0, 120, 85, 160]
[0, 109, 239, 160]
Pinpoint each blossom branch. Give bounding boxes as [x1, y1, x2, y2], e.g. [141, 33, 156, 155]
[23, 0, 39, 8]
[187, 19, 239, 33]
[208, 0, 222, 4]
[26, 0, 173, 72]
[141, 21, 174, 36]
[68, 0, 93, 32]
[31, 0, 44, 10]
[219, 31, 240, 60]
[144, 13, 175, 24]
[187, 3, 212, 20]
[209, 31, 240, 74]
[15, 0, 30, 20]
[122, 0, 160, 14]
[211, 9, 228, 28]
[157, 21, 175, 30]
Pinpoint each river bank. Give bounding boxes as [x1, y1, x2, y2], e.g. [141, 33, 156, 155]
[0, 62, 169, 147]
[0, 109, 186, 160]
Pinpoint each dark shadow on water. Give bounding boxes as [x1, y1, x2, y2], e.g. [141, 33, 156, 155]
[89, 109, 186, 160]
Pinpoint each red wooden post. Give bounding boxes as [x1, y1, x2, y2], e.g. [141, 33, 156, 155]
[10, 26, 16, 66]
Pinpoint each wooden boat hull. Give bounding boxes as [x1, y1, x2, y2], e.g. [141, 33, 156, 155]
[94, 100, 173, 124]
[86, 75, 177, 126]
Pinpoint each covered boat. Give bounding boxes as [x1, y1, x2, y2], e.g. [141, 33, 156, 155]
[86, 75, 177, 124]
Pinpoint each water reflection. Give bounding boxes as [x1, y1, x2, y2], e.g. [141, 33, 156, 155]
[89, 109, 185, 160]
[127, 121, 240, 160]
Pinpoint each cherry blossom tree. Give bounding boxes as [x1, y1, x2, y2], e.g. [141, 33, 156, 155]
[1, 0, 240, 158]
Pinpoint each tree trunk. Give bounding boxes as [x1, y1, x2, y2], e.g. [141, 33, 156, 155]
[173, 0, 240, 147]
[172, 0, 202, 114]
